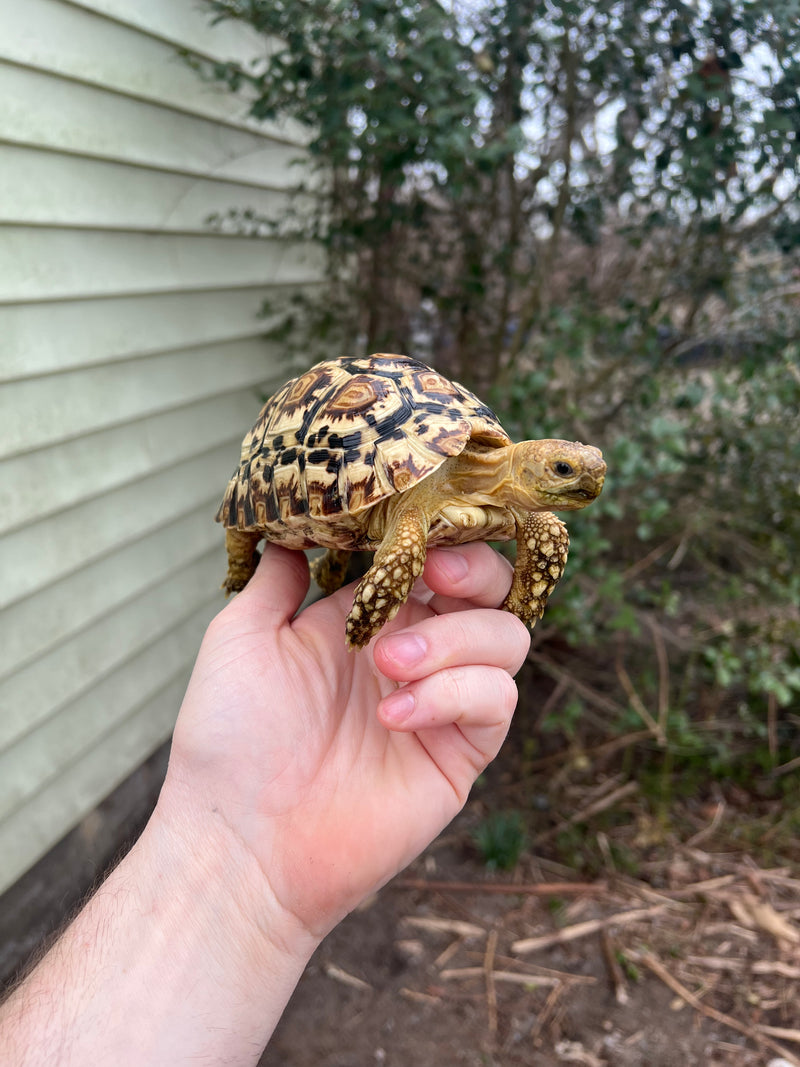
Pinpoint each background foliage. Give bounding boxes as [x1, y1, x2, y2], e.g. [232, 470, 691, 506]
[199, 0, 800, 796]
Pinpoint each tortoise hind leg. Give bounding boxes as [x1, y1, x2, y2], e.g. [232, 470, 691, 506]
[346, 507, 429, 650]
[222, 528, 262, 595]
[502, 512, 570, 626]
[310, 548, 352, 595]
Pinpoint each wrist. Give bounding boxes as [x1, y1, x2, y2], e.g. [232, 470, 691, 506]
[137, 783, 322, 993]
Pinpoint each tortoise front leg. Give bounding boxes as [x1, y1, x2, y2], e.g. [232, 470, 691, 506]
[346, 506, 429, 650]
[222, 528, 262, 594]
[502, 512, 570, 627]
[310, 548, 352, 595]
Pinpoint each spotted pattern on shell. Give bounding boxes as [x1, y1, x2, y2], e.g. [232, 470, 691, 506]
[216, 353, 510, 549]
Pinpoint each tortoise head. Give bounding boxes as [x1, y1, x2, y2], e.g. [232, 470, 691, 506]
[510, 439, 606, 511]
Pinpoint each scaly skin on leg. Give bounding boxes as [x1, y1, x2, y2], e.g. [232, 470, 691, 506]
[222, 528, 262, 595]
[346, 507, 429, 650]
[309, 548, 352, 595]
[502, 511, 570, 627]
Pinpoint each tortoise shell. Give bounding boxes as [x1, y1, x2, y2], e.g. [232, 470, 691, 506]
[216, 353, 511, 548]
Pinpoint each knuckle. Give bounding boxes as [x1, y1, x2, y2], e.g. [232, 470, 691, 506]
[439, 665, 470, 710]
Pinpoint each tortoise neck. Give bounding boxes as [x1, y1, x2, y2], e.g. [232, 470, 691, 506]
[439, 443, 516, 505]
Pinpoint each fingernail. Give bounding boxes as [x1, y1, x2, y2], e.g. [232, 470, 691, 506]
[380, 631, 427, 667]
[436, 549, 469, 583]
[381, 688, 416, 724]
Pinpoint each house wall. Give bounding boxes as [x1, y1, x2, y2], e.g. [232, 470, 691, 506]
[0, 0, 325, 895]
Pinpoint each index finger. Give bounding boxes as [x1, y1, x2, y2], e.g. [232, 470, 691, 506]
[374, 607, 530, 682]
[234, 543, 311, 629]
[422, 543, 515, 613]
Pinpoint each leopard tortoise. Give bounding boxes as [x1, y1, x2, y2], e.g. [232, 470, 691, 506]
[216, 353, 606, 649]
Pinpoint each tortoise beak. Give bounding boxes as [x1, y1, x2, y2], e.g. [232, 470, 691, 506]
[571, 464, 605, 502]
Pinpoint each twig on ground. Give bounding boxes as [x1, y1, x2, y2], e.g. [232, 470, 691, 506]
[771, 753, 800, 778]
[527, 651, 624, 718]
[686, 797, 726, 847]
[434, 938, 465, 969]
[757, 1025, 800, 1044]
[484, 929, 499, 1034]
[529, 982, 568, 1047]
[615, 660, 665, 745]
[726, 892, 800, 945]
[753, 961, 800, 979]
[465, 951, 598, 985]
[621, 536, 680, 581]
[399, 987, 441, 1005]
[512, 903, 670, 955]
[600, 929, 629, 1004]
[323, 963, 373, 992]
[441, 966, 560, 985]
[396, 878, 606, 896]
[403, 916, 486, 939]
[656, 874, 738, 899]
[643, 614, 670, 739]
[533, 781, 639, 845]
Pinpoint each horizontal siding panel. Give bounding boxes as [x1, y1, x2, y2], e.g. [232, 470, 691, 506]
[0, 64, 314, 187]
[1, 392, 270, 536]
[0, 582, 219, 808]
[1, 339, 279, 460]
[0, 226, 325, 303]
[0, 449, 236, 611]
[0, 671, 191, 895]
[0, 145, 317, 232]
[68, 0, 274, 64]
[0, 505, 224, 682]
[0, 558, 218, 773]
[2, 0, 306, 140]
[0, 290, 310, 381]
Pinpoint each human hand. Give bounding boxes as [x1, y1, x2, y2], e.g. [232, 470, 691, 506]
[0, 543, 530, 1067]
[159, 542, 530, 943]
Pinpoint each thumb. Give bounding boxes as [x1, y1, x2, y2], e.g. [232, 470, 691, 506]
[236, 542, 310, 629]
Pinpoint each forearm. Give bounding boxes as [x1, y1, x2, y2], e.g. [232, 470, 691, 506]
[0, 803, 319, 1066]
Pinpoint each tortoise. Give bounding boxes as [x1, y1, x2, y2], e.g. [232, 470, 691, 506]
[216, 353, 606, 649]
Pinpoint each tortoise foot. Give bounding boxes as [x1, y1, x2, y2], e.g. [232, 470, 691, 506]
[345, 510, 427, 649]
[222, 529, 262, 596]
[502, 512, 569, 626]
[310, 548, 352, 595]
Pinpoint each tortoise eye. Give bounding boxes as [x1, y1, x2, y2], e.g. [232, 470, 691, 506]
[554, 461, 574, 477]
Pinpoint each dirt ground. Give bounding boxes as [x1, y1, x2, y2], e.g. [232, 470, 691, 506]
[260, 714, 800, 1067]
